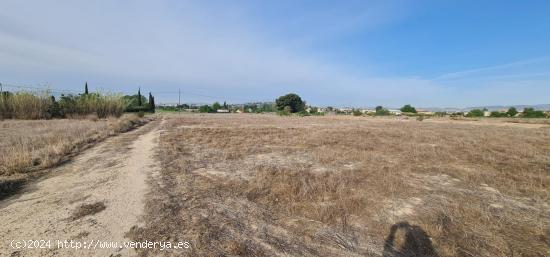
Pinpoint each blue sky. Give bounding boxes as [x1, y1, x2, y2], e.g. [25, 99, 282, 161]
[0, 0, 549, 107]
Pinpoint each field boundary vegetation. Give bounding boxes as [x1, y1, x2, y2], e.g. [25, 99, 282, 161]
[0, 114, 154, 199]
[0, 84, 156, 120]
[0, 90, 125, 119]
[158, 93, 550, 120]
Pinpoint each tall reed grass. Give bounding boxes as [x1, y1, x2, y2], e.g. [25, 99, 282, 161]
[0, 90, 125, 119]
[57, 93, 125, 118]
[0, 91, 52, 119]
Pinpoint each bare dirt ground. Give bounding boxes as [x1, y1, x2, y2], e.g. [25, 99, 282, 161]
[0, 119, 162, 257]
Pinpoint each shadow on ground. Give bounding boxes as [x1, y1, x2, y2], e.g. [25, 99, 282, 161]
[383, 221, 439, 257]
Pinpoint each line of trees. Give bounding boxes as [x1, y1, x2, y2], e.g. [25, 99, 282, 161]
[467, 107, 547, 118]
[198, 101, 227, 113]
[123, 87, 156, 113]
[0, 91, 125, 119]
[194, 101, 277, 113]
[0, 83, 156, 120]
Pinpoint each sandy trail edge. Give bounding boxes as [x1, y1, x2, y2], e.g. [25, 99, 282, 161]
[0, 119, 162, 257]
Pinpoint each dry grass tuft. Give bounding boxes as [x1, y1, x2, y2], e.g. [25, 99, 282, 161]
[70, 201, 106, 221]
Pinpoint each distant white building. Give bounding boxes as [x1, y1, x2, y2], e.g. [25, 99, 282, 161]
[389, 110, 402, 116]
[416, 109, 434, 115]
[217, 109, 229, 113]
[338, 108, 353, 114]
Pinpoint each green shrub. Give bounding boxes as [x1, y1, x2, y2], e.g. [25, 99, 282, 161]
[522, 108, 546, 118]
[490, 111, 507, 117]
[298, 110, 310, 116]
[466, 109, 484, 117]
[277, 110, 290, 116]
[507, 107, 518, 117]
[199, 105, 215, 113]
[400, 104, 417, 113]
[212, 102, 221, 111]
[375, 107, 390, 116]
[124, 105, 152, 113]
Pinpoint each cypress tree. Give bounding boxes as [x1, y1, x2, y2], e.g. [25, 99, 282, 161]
[84, 82, 89, 94]
[148, 92, 155, 111]
[138, 87, 142, 106]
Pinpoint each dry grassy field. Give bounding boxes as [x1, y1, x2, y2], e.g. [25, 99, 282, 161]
[0, 114, 148, 197]
[133, 114, 550, 257]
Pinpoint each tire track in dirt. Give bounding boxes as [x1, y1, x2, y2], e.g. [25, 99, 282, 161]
[0, 119, 162, 257]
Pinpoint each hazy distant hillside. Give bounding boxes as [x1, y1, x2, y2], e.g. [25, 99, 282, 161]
[424, 104, 550, 112]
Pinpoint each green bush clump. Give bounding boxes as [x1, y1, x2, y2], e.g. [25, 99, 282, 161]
[375, 106, 390, 116]
[1, 91, 125, 119]
[507, 107, 518, 117]
[490, 111, 508, 117]
[466, 109, 484, 117]
[400, 104, 417, 113]
[275, 93, 305, 113]
[522, 108, 546, 118]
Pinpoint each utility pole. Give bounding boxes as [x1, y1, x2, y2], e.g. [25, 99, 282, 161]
[178, 89, 181, 108]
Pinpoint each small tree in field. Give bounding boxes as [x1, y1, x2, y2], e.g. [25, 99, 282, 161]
[507, 107, 518, 117]
[84, 82, 89, 95]
[400, 104, 417, 113]
[212, 102, 221, 111]
[275, 93, 305, 113]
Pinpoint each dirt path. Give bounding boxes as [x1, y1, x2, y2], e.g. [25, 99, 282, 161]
[0, 119, 162, 257]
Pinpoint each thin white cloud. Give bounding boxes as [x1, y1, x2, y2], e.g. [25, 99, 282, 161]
[0, 1, 547, 107]
[433, 57, 550, 81]
[0, 1, 432, 103]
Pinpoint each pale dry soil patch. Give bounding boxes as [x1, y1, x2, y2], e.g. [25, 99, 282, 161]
[0, 119, 162, 257]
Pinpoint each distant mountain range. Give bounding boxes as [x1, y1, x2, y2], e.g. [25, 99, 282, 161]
[421, 104, 550, 112]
